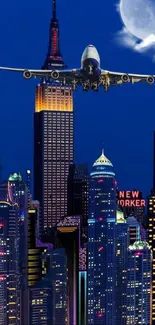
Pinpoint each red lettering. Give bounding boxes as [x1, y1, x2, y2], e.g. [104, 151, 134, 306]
[125, 200, 130, 207]
[126, 191, 130, 198]
[130, 200, 135, 206]
[136, 200, 140, 206]
[141, 199, 145, 207]
[119, 191, 125, 198]
[120, 200, 125, 207]
[132, 191, 139, 198]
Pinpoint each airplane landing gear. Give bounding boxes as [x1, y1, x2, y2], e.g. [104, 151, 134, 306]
[104, 84, 109, 92]
[91, 82, 98, 91]
[72, 79, 78, 91]
[82, 82, 90, 91]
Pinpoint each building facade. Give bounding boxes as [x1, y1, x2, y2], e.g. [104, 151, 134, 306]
[87, 150, 117, 325]
[0, 183, 20, 325]
[67, 164, 88, 242]
[57, 216, 80, 325]
[50, 248, 68, 325]
[21, 208, 52, 325]
[126, 216, 141, 245]
[34, 0, 74, 235]
[126, 241, 152, 325]
[148, 189, 155, 324]
[115, 209, 128, 325]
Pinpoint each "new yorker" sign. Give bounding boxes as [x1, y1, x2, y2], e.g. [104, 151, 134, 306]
[117, 191, 146, 207]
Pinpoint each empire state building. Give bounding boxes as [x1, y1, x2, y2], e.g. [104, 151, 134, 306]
[34, 0, 74, 236]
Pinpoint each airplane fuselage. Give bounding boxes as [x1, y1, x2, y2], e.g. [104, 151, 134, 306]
[81, 45, 101, 81]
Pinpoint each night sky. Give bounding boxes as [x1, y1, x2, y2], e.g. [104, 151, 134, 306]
[0, 0, 154, 198]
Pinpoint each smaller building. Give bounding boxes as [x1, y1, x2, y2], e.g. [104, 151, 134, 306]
[115, 209, 128, 325]
[67, 164, 88, 242]
[126, 216, 141, 245]
[0, 182, 20, 325]
[126, 241, 152, 325]
[50, 248, 68, 325]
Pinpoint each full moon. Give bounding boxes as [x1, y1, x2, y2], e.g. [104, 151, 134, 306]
[119, 0, 155, 40]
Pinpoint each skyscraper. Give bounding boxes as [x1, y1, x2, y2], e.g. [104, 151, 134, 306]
[57, 216, 80, 325]
[126, 241, 152, 325]
[21, 209, 52, 325]
[50, 248, 68, 325]
[88, 149, 117, 325]
[147, 131, 155, 325]
[34, 0, 74, 235]
[0, 182, 20, 325]
[115, 209, 128, 325]
[67, 164, 88, 241]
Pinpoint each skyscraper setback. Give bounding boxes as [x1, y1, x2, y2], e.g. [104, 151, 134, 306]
[34, 0, 74, 235]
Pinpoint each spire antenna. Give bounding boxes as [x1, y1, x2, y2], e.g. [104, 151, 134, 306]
[42, 0, 66, 69]
[102, 144, 104, 156]
[52, 0, 57, 21]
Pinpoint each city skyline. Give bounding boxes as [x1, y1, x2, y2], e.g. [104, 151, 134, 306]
[0, 0, 155, 200]
[0, 1, 153, 324]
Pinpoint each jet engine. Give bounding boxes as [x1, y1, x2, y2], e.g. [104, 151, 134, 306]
[51, 71, 59, 79]
[23, 70, 32, 79]
[121, 74, 130, 83]
[147, 76, 154, 85]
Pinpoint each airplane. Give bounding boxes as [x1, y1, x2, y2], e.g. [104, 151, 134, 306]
[0, 44, 154, 92]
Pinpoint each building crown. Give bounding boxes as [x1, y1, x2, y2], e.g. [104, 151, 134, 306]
[93, 149, 113, 167]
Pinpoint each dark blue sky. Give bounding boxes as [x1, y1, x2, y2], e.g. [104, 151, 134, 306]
[0, 0, 154, 197]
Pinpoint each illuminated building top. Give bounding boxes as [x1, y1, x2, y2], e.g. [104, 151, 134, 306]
[8, 172, 22, 182]
[93, 149, 113, 167]
[43, 0, 66, 69]
[35, 84, 73, 112]
[116, 209, 126, 223]
[57, 216, 80, 228]
[91, 149, 115, 177]
[128, 241, 151, 251]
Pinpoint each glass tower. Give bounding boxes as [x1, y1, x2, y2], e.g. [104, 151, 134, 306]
[88, 149, 117, 325]
[126, 241, 152, 325]
[34, 0, 74, 235]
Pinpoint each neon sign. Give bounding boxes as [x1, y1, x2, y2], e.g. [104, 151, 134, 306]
[117, 191, 145, 207]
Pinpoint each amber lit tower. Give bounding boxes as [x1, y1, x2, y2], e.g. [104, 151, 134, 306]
[34, 0, 74, 235]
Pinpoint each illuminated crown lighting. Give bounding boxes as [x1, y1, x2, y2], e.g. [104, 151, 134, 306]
[93, 149, 113, 167]
[128, 240, 151, 251]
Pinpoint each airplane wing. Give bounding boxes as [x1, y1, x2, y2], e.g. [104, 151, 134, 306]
[101, 70, 155, 89]
[0, 66, 82, 86]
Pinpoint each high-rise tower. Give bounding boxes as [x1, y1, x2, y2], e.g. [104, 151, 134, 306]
[147, 131, 155, 325]
[87, 149, 117, 325]
[126, 241, 152, 325]
[34, 0, 74, 235]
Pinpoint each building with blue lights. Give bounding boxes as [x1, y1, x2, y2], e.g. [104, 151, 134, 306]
[87, 149, 117, 325]
[126, 241, 152, 325]
[115, 209, 128, 325]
